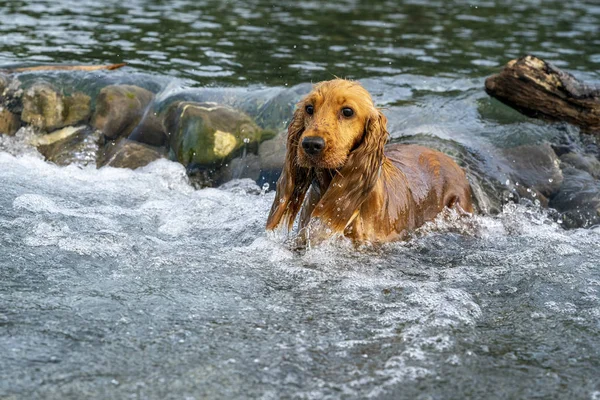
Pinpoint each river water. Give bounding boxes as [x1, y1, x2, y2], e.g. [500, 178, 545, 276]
[1, 1, 600, 399]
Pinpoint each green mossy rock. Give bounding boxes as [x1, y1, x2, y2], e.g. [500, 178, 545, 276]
[165, 102, 262, 167]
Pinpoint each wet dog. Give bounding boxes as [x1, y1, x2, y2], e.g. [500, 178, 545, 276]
[266, 79, 473, 243]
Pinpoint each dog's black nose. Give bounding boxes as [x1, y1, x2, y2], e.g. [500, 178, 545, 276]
[302, 136, 325, 155]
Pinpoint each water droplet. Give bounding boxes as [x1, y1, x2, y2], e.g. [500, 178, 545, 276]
[243, 138, 250, 144]
[549, 178, 554, 183]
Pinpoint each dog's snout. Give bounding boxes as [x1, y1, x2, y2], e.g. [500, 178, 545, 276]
[302, 136, 325, 156]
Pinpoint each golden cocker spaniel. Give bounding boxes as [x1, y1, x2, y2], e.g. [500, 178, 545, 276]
[266, 79, 473, 243]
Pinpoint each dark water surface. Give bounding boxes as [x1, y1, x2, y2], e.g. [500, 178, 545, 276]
[1, 1, 600, 399]
[1, 0, 599, 85]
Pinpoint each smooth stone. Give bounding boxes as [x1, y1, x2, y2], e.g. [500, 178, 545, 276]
[127, 108, 167, 147]
[217, 153, 262, 184]
[36, 127, 100, 167]
[254, 82, 311, 129]
[258, 129, 286, 171]
[99, 138, 166, 169]
[92, 85, 155, 140]
[165, 101, 262, 167]
[0, 107, 20, 136]
[21, 82, 91, 132]
[502, 143, 563, 199]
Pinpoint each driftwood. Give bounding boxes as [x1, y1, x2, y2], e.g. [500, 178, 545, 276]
[485, 55, 600, 133]
[2, 63, 126, 74]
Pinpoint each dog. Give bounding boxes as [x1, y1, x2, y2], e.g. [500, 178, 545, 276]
[266, 79, 473, 243]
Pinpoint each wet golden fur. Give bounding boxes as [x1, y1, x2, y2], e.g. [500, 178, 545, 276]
[266, 79, 473, 243]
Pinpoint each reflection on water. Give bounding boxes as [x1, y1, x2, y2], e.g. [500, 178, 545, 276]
[0, 0, 599, 85]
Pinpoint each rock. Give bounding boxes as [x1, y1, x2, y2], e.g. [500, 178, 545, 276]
[255, 83, 311, 129]
[21, 82, 91, 131]
[258, 129, 286, 171]
[549, 167, 600, 228]
[256, 129, 286, 189]
[92, 85, 155, 140]
[217, 153, 262, 184]
[0, 107, 20, 136]
[63, 92, 92, 126]
[35, 126, 100, 167]
[127, 108, 167, 147]
[559, 152, 600, 179]
[99, 138, 166, 169]
[165, 102, 263, 167]
[28, 125, 84, 147]
[502, 143, 563, 200]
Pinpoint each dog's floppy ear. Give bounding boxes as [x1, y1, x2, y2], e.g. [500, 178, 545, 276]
[312, 108, 389, 232]
[266, 106, 313, 231]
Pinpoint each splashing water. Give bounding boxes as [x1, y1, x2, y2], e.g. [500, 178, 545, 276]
[1, 152, 599, 399]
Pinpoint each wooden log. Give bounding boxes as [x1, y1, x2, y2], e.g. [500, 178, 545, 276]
[2, 63, 126, 73]
[485, 55, 600, 133]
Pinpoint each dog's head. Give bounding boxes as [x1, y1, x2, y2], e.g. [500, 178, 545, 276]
[294, 79, 387, 170]
[266, 79, 389, 232]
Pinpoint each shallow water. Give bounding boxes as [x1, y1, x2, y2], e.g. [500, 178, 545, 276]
[2, 0, 600, 399]
[1, 155, 599, 399]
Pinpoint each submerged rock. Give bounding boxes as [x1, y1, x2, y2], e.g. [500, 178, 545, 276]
[559, 152, 600, 179]
[257, 129, 286, 188]
[165, 102, 263, 167]
[549, 167, 600, 228]
[92, 85, 155, 140]
[258, 129, 286, 171]
[35, 126, 100, 166]
[218, 153, 262, 184]
[21, 82, 91, 131]
[127, 108, 167, 147]
[0, 107, 20, 135]
[254, 83, 311, 129]
[99, 138, 166, 169]
[502, 143, 563, 205]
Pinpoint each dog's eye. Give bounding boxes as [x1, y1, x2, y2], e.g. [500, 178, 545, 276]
[342, 107, 354, 117]
[305, 105, 314, 115]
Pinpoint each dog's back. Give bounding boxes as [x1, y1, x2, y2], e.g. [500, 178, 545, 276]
[385, 144, 474, 219]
